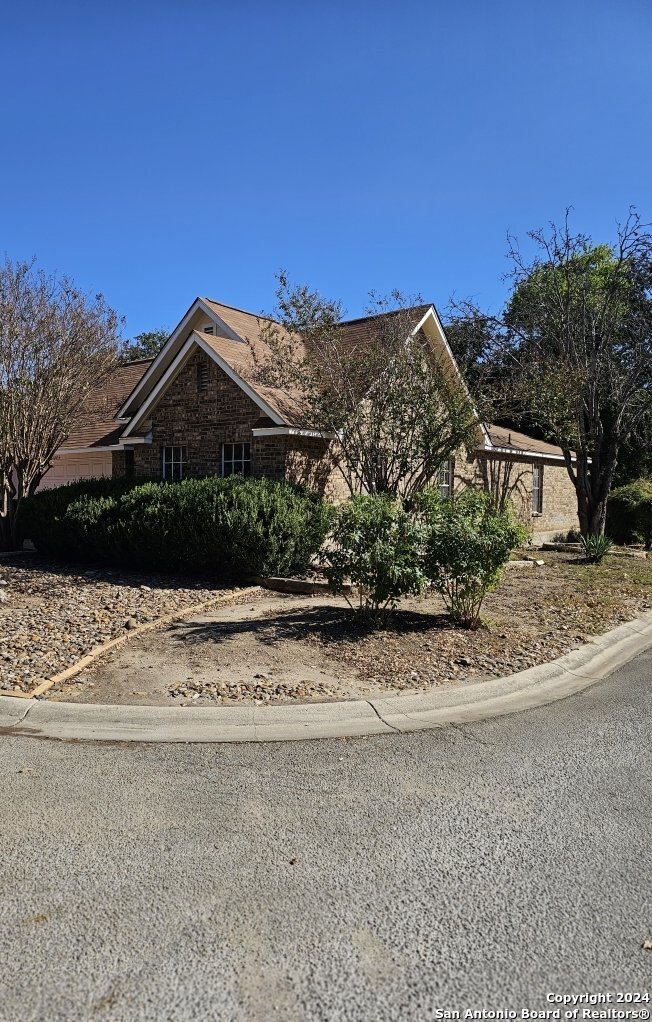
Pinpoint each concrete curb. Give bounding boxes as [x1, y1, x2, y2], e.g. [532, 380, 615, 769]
[1, 612, 651, 744]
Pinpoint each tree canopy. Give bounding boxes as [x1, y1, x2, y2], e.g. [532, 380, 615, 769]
[120, 328, 168, 362]
[253, 275, 478, 499]
[0, 259, 121, 548]
[450, 210, 652, 535]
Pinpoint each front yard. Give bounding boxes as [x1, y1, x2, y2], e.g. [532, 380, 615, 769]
[6, 549, 645, 706]
[0, 555, 238, 694]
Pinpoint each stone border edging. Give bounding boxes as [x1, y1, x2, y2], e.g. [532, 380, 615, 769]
[0, 586, 262, 701]
[1, 611, 651, 743]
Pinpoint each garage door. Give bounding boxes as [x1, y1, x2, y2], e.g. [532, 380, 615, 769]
[38, 453, 113, 491]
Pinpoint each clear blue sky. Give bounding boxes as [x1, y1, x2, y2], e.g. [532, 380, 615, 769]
[2, 0, 650, 339]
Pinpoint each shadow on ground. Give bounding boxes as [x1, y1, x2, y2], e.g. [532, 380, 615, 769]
[173, 604, 456, 650]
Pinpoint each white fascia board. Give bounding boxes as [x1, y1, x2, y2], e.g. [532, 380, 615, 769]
[121, 332, 286, 438]
[116, 297, 242, 419]
[196, 298, 244, 342]
[416, 305, 492, 448]
[421, 302, 492, 447]
[251, 426, 336, 439]
[55, 436, 153, 455]
[121, 337, 197, 436]
[55, 447, 118, 456]
[480, 444, 570, 463]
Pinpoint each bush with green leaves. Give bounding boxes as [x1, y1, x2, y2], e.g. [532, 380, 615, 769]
[20, 476, 154, 557]
[607, 479, 652, 549]
[21, 476, 333, 580]
[580, 533, 614, 563]
[324, 495, 427, 625]
[422, 489, 527, 629]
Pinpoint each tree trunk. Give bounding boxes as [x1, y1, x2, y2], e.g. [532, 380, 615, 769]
[567, 449, 616, 538]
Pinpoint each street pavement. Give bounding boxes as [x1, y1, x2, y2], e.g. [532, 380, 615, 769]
[1, 650, 651, 1021]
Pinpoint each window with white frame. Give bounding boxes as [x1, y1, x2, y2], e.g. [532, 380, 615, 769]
[162, 445, 187, 480]
[532, 463, 543, 514]
[436, 458, 454, 499]
[222, 442, 251, 477]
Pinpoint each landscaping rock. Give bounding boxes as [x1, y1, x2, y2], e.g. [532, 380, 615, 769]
[0, 555, 232, 693]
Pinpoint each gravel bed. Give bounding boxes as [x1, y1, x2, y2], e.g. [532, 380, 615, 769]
[0, 556, 235, 693]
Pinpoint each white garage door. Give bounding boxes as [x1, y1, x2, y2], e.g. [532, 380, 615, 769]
[38, 452, 113, 491]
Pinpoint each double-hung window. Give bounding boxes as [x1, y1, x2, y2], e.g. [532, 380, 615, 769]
[436, 458, 454, 499]
[222, 442, 251, 477]
[532, 463, 543, 514]
[162, 445, 187, 480]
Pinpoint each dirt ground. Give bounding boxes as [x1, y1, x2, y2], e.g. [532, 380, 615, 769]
[50, 551, 652, 706]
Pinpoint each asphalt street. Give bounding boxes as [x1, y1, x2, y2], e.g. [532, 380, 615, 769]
[1, 650, 651, 1022]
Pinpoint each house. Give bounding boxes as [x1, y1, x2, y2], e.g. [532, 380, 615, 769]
[41, 296, 580, 540]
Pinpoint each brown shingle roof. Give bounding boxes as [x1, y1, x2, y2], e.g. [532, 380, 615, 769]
[199, 301, 432, 426]
[62, 359, 153, 449]
[486, 424, 567, 459]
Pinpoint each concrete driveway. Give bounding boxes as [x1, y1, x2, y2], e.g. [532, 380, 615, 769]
[1, 652, 651, 1021]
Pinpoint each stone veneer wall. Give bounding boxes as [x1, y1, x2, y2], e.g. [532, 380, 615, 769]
[456, 452, 579, 535]
[129, 348, 289, 481]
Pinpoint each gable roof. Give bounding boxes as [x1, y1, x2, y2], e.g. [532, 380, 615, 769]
[61, 358, 152, 450]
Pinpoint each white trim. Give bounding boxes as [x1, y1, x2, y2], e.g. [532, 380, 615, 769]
[220, 440, 252, 477]
[116, 297, 243, 419]
[413, 306, 492, 449]
[480, 444, 569, 462]
[194, 334, 285, 424]
[251, 426, 336, 439]
[55, 436, 152, 455]
[121, 332, 285, 438]
[122, 337, 196, 436]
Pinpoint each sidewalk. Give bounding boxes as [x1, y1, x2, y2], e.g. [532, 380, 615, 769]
[2, 613, 651, 743]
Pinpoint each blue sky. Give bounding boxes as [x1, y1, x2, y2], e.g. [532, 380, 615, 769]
[1, 0, 650, 339]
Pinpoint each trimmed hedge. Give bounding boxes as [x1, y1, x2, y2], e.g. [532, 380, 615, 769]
[21, 476, 334, 579]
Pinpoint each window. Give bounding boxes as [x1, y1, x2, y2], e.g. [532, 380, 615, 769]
[162, 445, 187, 480]
[197, 360, 209, 393]
[532, 463, 543, 514]
[222, 442, 251, 477]
[436, 458, 454, 499]
[203, 324, 214, 334]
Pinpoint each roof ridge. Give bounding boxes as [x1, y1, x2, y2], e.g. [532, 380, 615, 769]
[203, 296, 433, 330]
[202, 297, 276, 324]
[118, 357, 155, 367]
[340, 304, 432, 326]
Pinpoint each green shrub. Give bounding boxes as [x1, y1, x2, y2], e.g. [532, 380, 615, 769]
[20, 476, 153, 557]
[580, 533, 614, 563]
[422, 490, 527, 629]
[324, 495, 427, 625]
[608, 478, 652, 548]
[22, 476, 333, 580]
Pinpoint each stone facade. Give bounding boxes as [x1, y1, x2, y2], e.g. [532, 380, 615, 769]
[124, 349, 347, 496]
[456, 452, 579, 537]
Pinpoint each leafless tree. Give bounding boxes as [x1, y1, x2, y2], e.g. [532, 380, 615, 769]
[0, 260, 121, 548]
[252, 275, 478, 499]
